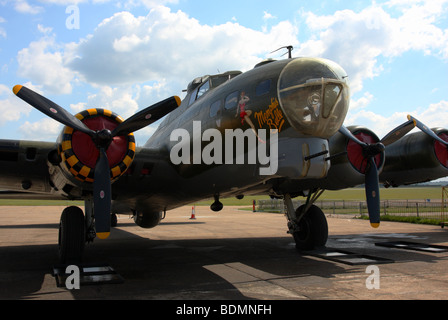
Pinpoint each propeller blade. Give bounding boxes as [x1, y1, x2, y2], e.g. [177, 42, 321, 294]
[408, 115, 448, 146]
[112, 96, 181, 137]
[365, 157, 381, 228]
[93, 148, 112, 240]
[13, 85, 94, 136]
[339, 126, 368, 147]
[380, 119, 415, 146]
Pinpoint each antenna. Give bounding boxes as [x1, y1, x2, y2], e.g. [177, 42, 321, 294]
[271, 45, 293, 59]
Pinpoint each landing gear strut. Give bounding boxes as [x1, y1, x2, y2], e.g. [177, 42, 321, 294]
[283, 192, 328, 251]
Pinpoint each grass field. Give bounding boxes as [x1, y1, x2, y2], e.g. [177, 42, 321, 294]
[1, 186, 443, 207]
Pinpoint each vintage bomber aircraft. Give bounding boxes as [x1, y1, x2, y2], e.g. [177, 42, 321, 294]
[1, 55, 447, 263]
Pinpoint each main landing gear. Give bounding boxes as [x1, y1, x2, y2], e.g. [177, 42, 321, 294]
[283, 192, 328, 251]
[57, 198, 117, 264]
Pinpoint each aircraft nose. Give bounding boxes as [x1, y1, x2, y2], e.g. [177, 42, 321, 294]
[278, 58, 350, 139]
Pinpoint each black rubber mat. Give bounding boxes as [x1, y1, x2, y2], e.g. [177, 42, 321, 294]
[375, 241, 448, 253]
[53, 263, 124, 288]
[303, 248, 394, 265]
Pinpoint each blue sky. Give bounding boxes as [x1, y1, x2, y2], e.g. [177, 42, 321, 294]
[0, 0, 447, 146]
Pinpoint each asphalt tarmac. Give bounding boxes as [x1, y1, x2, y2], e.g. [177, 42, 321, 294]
[1, 205, 448, 301]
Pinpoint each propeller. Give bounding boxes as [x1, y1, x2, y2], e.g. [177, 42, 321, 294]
[339, 118, 416, 228]
[13, 85, 181, 239]
[407, 115, 448, 146]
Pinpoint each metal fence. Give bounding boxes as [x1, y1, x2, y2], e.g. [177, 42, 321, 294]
[256, 199, 445, 221]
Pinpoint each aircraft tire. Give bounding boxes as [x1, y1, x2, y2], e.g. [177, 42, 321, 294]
[58, 206, 86, 264]
[293, 205, 328, 251]
[111, 213, 118, 227]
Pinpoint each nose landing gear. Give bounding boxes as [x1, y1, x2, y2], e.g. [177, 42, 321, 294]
[283, 192, 328, 251]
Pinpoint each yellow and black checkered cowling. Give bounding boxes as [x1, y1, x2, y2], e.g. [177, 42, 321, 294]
[58, 108, 136, 184]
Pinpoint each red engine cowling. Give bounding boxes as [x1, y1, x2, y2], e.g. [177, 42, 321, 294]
[57, 108, 136, 185]
[320, 126, 384, 190]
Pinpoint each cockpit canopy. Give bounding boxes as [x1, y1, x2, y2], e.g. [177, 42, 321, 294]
[187, 71, 242, 106]
[278, 58, 349, 139]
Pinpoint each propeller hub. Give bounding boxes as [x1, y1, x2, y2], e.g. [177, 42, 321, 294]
[363, 142, 385, 158]
[93, 129, 113, 149]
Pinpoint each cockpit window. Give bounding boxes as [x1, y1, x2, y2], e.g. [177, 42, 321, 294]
[188, 80, 211, 106]
[188, 87, 199, 106]
[197, 81, 210, 99]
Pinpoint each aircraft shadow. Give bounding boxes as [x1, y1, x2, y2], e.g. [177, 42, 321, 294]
[1, 222, 447, 300]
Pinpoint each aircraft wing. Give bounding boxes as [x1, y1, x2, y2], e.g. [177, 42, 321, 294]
[0, 138, 170, 201]
[0, 139, 60, 198]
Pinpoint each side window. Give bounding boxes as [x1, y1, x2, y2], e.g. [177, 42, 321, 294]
[197, 81, 210, 99]
[210, 100, 222, 118]
[256, 79, 271, 96]
[188, 87, 198, 106]
[224, 91, 239, 110]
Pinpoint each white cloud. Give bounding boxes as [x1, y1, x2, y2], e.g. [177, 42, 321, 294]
[350, 92, 374, 111]
[67, 7, 299, 88]
[297, 1, 448, 93]
[14, 0, 43, 14]
[0, 84, 32, 125]
[71, 85, 140, 119]
[414, 100, 448, 129]
[37, 24, 53, 35]
[17, 34, 76, 94]
[18, 118, 62, 141]
[0, 16, 6, 38]
[345, 100, 448, 139]
[263, 11, 276, 20]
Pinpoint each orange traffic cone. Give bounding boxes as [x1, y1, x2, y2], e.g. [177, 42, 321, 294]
[190, 205, 196, 219]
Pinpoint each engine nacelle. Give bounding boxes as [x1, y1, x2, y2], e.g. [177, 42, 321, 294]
[380, 128, 448, 187]
[320, 126, 384, 190]
[133, 211, 163, 229]
[50, 108, 136, 197]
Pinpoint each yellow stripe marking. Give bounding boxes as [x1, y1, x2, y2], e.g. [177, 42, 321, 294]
[67, 155, 79, 167]
[13, 85, 23, 95]
[97, 232, 110, 240]
[407, 115, 417, 126]
[174, 96, 182, 106]
[87, 109, 98, 116]
[123, 155, 133, 167]
[61, 140, 72, 151]
[79, 165, 91, 177]
[111, 166, 121, 178]
[64, 127, 74, 134]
